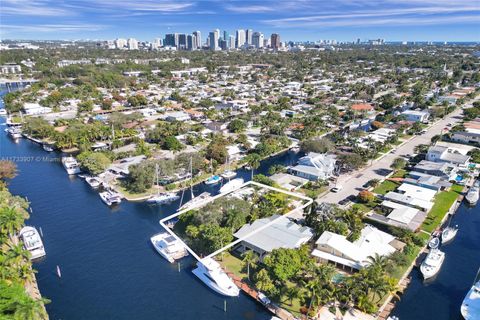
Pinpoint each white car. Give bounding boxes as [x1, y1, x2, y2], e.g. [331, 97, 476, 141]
[331, 186, 343, 193]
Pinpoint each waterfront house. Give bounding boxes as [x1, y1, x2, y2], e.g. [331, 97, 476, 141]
[426, 145, 470, 166]
[311, 225, 398, 271]
[233, 215, 313, 262]
[289, 152, 337, 181]
[413, 160, 456, 180]
[23, 102, 52, 115]
[384, 183, 437, 211]
[370, 201, 427, 231]
[403, 173, 452, 191]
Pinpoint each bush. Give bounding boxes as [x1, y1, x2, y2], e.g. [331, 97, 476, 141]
[358, 190, 375, 203]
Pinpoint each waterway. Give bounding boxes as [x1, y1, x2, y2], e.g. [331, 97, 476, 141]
[391, 201, 480, 320]
[0, 89, 301, 320]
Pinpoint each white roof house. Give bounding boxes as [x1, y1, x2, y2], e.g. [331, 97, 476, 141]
[234, 215, 313, 261]
[23, 102, 52, 115]
[397, 183, 437, 202]
[311, 225, 397, 270]
[289, 152, 337, 181]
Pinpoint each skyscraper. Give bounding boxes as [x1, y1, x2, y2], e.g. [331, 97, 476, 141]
[246, 29, 253, 46]
[193, 31, 201, 48]
[114, 38, 127, 49]
[235, 29, 246, 48]
[270, 33, 280, 50]
[209, 29, 219, 50]
[223, 30, 229, 42]
[187, 34, 197, 50]
[164, 33, 179, 48]
[178, 34, 187, 50]
[127, 38, 138, 50]
[229, 35, 235, 49]
[252, 32, 264, 48]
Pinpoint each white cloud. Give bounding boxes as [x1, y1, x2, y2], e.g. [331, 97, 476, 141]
[1, 23, 107, 33]
[1, 0, 72, 16]
[82, 0, 195, 12]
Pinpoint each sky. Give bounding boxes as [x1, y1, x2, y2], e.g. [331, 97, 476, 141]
[1, 0, 479, 42]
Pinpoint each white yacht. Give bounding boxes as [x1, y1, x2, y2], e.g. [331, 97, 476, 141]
[466, 186, 479, 205]
[192, 257, 240, 297]
[99, 190, 122, 206]
[42, 144, 54, 152]
[428, 237, 440, 249]
[85, 176, 102, 188]
[6, 126, 22, 139]
[150, 232, 188, 263]
[420, 248, 445, 280]
[0, 109, 7, 116]
[221, 170, 237, 179]
[147, 192, 179, 204]
[219, 178, 244, 194]
[441, 225, 458, 244]
[61, 156, 81, 175]
[461, 279, 480, 320]
[19, 226, 46, 260]
[205, 175, 222, 185]
[179, 192, 212, 211]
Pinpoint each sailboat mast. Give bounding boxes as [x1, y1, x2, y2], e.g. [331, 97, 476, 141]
[190, 157, 194, 199]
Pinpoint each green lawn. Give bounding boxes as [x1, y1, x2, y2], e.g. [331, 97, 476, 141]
[421, 187, 461, 233]
[219, 252, 248, 280]
[391, 169, 407, 178]
[389, 245, 421, 280]
[373, 180, 399, 195]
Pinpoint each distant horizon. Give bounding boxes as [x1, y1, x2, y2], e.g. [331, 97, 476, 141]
[1, 0, 479, 42]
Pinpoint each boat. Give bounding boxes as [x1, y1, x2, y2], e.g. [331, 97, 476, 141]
[179, 192, 212, 211]
[219, 178, 244, 194]
[461, 269, 480, 320]
[42, 144, 54, 152]
[19, 226, 46, 260]
[420, 248, 445, 280]
[99, 190, 122, 206]
[147, 192, 179, 204]
[6, 126, 22, 139]
[466, 186, 479, 205]
[205, 175, 222, 185]
[441, 225, 458, 244]
[56, 265, 62, 278]
[192, 257, 240, 297]
[221, 170, 236, 179]
[61, 156, 81, 175]
[85, 176, 102, 188]
[221, 155, 237, 180]
[0, 109, 7, 116]
[428, 237, 440, 249]
[150, 232, 188, 263]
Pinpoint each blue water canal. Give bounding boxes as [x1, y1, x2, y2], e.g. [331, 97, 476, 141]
[1, 88, 479, 320]
[0, 89, 301, 319]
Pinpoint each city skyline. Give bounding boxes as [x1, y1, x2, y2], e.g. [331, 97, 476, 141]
[1, 0, 479, 42]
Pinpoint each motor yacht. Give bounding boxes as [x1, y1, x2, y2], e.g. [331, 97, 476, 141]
[192, 257, 240, 297]
[146, 192, 179, 204]
[61, 156, 81, 175]
[99, 190, 122, 206]
[420, 248, 445, 280]
[221, 170, 237, 179]
[42, 144, 54, 152]
[219, 178, 244, 194]
[466, 185, 479, 205]
[6, 126, 22, 139]
[205, 175, 222, 185]
[150, 232, 188, 263]
[19, 226, 46, 260]
[85, 176, 102, 188]
[428, 237, 440, 249]
[461, 275, 480, 320]
[441, 225, 458, 244]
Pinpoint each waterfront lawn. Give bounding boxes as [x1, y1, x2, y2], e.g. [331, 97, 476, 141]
[421, 187, 461, 233]
[219, 252, 248, 281]
[389, 245, 421, 280]
[373, 180, 399, 195]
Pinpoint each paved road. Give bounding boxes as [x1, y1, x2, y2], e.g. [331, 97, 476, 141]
[319, 107, 465, 205]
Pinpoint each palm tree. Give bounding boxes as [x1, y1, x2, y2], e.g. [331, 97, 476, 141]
[305, 278, 321, 315]
[241, 250, 258, 280]
[0, 207, 25, 239]
[367, 253, 390, 275]
[14, 295, 49, 320]
[244, 153, 262, 180]
[285, 286, 299, 306]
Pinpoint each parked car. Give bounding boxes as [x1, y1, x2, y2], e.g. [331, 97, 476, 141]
[331, 186, 343, 193]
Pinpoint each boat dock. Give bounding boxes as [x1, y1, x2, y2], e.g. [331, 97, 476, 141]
[224, 270, 298, 320]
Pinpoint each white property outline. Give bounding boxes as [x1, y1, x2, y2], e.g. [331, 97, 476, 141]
[159, 180, 313, 263]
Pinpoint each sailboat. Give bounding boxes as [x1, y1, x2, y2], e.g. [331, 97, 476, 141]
[221, 155, 237, 180]
[147, 164, 179, 204]
[179, 158, 212, 211]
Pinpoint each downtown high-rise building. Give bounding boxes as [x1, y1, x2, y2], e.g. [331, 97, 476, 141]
[223, 30, 229, 41]
[252, 32, 264, 48]
[187, 34, 197, 50]
[127, 38, 138, 50]
[209, 29, 220, 50]
[178, 34, 187, 50]
[246, 29, 253, 46]
[270, 33, 280, 50]
[228, 35, 235, 49]
[114, 38, 127, 49]
[235, 29, 246, 48]
[193, 31, 201, 48]
[164, 33, 179, 48]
